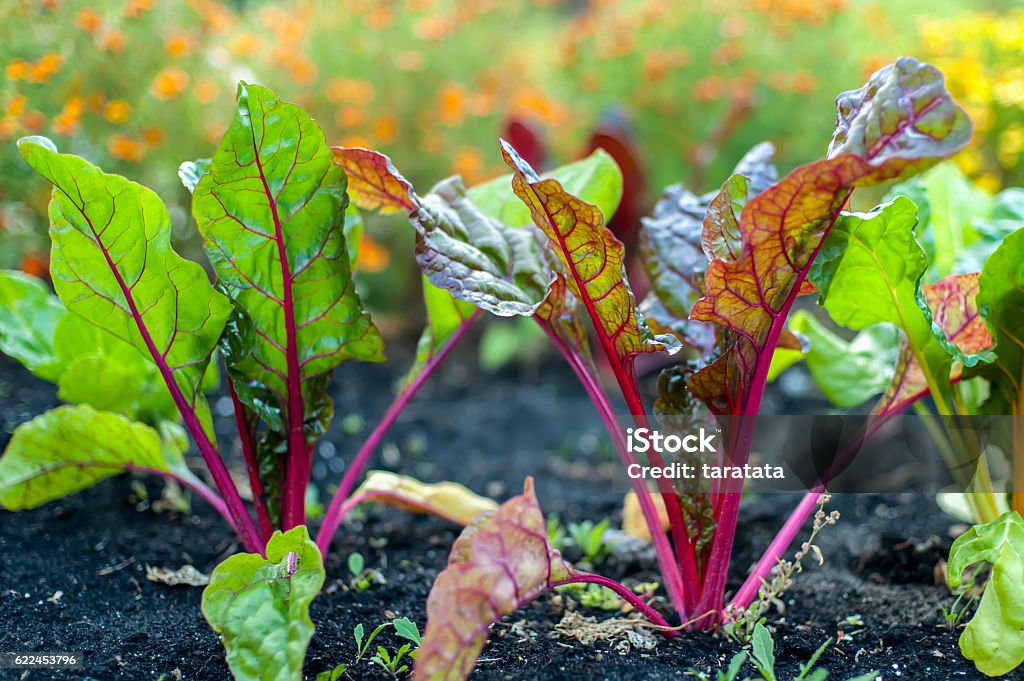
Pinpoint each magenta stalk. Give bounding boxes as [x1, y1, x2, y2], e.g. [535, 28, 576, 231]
[550, 572, 677, 635]
[537, 320, 691, 621]
[316, 309, 483, 554]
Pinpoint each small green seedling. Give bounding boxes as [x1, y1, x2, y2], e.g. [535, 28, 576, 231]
[567, 518, 615, 565]
[688, 623, 877, 681]
[546, 513, 567, 552]
[315, 663, 347, 681]
[347, 552, 383, 592]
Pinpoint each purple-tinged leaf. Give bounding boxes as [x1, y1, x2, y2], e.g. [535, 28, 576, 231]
[416, 478, 574, 680]
[334, 147, 553, 318]
[689, 58, 971, 417]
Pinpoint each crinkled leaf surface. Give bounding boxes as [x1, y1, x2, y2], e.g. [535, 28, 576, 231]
[688, 58, 970, 416]
[202, 526, 324, 681]
[416, 478, 573, 680]
[873, 272, 993, 418]
[501, 141, 679, 367]
[970, 227, 1024, 415]
[638, 143, 776, 355]
[947, 512, 1024, 676]
[0, 405, 188, 510]
[18, 136, 231, 438]
[0, 270, 65, 381]
[350, 470, 497, 526]
[193, 83, 383, 406]
[333, 147, 552, 317]
[467, 149, 623, 226]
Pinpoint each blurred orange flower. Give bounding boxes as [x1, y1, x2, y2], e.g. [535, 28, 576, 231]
[103, 99, 131, 123]
[372, 115, 399, 144]
[123, 0, 154, 18]
[355, 235, 389, 273]
[151, 68, 190, 100]
[108, 134, 144, 161]
[415, 15, 455, 41]
[5, 60, 28, 81]
[228, 32, 261, 57]
[438, 83, 466, 126]
[6, 96, 27, 118]
[335, 106, 365, 129]
[99, 30, 128, 53]
[30, 54, 63, 82]
[141, 126, 165, 146]
[453, 146, 484, 184]
[23, 111, 46, 132]
[76, 8, 102, 33]
[165, 33, 193, 58]
[193, 78, 219, 104]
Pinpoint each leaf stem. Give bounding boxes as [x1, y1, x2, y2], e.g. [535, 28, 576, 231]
[549, 572, 677, 634]
[316, 310, 482, 555]
[537, 319, 691, 620]
[227, 376, 274, 541]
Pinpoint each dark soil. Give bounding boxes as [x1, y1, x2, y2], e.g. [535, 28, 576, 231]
[0, 349, 1016, 681]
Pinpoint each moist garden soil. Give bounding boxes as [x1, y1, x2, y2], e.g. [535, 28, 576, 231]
[0, 346, 1012, 681]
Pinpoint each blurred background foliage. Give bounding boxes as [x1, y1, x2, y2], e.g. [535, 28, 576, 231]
[2, 0, 1022, 320]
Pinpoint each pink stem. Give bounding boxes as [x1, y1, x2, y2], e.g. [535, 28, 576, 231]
[550, 572, 677, 635]
[694, 195, 853, 622]
[315, 310, 483, 554]
[228, 377, 274, 542]
[248, 143, 307, 532]
[730, 487, 824, 611]
[538, 320, 690, 621]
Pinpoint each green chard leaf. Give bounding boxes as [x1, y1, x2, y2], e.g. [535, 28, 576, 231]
[17, 136, 231, 440]
[688, 58, 970, 417]
[202, 526, 325, 681]
[810, 199, 993, 417]
[194, 82, 383, 398]
[415, 478, 575, 680]
[970, 227, 1024, 415]
[0, 405, 192, 510]
[0, 270, 65, 381]
[947, 512, 1024, 677]
[194, 84, 383, 525]
[886, 161, 994, 279]
[784, 310, 899, 408]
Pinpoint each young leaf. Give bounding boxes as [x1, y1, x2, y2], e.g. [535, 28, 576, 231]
[688, 58, 970, 417]
[347, 470, 498, 526]
[333, 147, 552, 318]
[947, 512, 1024, 677]
[392, 617, 422, 646]
[0, 405, 191, 509]
[17, 137, 231, 440]
[750, 622, 777, 680]
[202, 526, 325, 681]
[415, 478, 574, 680]
[0, 270, 65, 382]
[501, 141, 680, 378]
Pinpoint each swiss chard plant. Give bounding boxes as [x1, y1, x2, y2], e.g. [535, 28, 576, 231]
[0, 81, 642, 680]
[331, 57, 981, 678]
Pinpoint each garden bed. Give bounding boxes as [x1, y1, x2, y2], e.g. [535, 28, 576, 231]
[0, 353, 994, 680]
